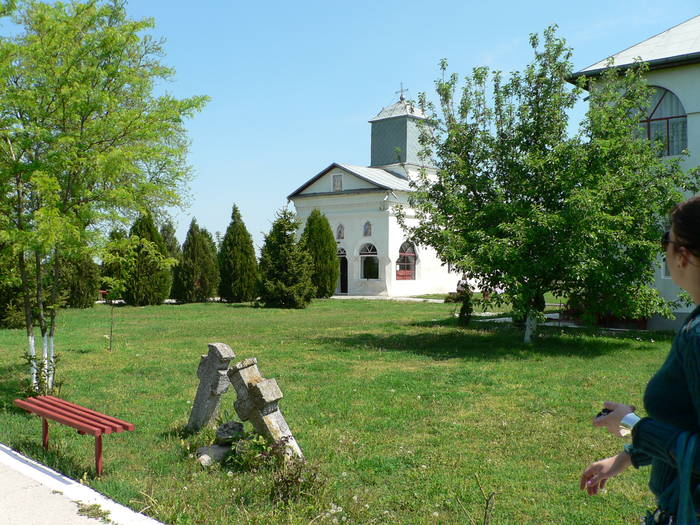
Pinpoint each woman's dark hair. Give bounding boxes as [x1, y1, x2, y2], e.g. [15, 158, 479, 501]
[671, 195, 700, 256]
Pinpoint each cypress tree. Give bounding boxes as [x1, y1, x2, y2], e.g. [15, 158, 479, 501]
[173, 219, 219, 303]
[59, 252, 101, 308]
[258, 208, 315, 309]
[123, 214, 172, 306]
[300, 209, 339, 298]
[218, 204, 258, 302]
[160, 219, 182, 299]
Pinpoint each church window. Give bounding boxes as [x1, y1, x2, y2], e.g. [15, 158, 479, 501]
[396, 242, 416, 280]
[336, 224, 344, 240]
[363, 221, 372, 237]
[333, 174, 342, 192]
[360, 243, 379, 279]
[639, 87, 687, 156]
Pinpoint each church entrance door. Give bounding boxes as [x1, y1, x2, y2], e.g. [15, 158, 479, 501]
[337, 248, 348, 294]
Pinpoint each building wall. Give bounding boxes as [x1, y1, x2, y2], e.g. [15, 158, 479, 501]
[644, 65, 700, 327]
[290, 191, 459, 297]
[303, 167, 376, 194]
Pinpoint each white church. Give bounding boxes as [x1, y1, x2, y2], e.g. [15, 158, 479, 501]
[570, 14, 700, 329]
[288, 95, 460, 297]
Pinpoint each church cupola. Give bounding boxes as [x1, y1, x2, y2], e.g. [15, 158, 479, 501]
[369, 90, 426, 168]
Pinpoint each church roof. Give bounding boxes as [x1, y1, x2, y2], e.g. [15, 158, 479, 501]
[287, 162, 412, 199]
[369, 97, 426, 122]
[572, 15, 700, 79]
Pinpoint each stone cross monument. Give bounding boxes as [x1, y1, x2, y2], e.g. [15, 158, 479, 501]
[228, 358, 303, 458]
[186, 342, 236, 432]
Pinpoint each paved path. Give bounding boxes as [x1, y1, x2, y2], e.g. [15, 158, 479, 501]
[0, 443, 162, 525]
[331, 295, 445, 303]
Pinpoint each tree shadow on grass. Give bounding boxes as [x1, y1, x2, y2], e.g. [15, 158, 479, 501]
[319, 321, 661, 362]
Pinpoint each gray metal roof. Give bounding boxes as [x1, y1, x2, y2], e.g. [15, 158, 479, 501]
[338, 164, 412, 191]
[369, 97, 426, 122]
[287, 162, 412, 199]
[577, 15, 700, 76]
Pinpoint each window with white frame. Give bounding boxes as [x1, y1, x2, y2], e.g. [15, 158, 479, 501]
[333, 174, 342, 192]
[360, 243, 379, 279]
[640, 87, 687, 156]
[336, 224, 344, 240]
[363, 221, 372, 237]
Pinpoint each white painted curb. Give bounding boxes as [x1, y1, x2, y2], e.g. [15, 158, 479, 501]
[0, 443, 164, 525]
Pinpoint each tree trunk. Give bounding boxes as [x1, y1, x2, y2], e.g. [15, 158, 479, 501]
[34, 250, 48, 391]
[47, 248, 61, 391]
[523, 310, 537, 344]
[18, 252, 37, 388]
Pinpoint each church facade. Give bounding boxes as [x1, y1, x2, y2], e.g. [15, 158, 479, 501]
[288, 97, 459, 297]
[571, 15, 700, 329]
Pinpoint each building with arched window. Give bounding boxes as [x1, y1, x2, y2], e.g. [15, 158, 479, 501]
[288, 96, 459, 297]
[570, 14, 700, 329]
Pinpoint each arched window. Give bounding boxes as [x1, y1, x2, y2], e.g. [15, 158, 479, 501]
[337, 247, 346, 256]
[363, 221, 372, 237]
[359, 243, 379, 279]
[396, 242, 416, 280]
[336, 224, 344, 240]
[640, 87, 687, 156]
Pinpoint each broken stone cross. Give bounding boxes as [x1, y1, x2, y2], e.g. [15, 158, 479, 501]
[228, 358, 303, 458]
[186, 343, 236, 432]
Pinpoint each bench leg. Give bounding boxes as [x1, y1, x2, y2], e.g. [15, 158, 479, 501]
[42, 418, 49, 449]
[95, 434, 103, 476]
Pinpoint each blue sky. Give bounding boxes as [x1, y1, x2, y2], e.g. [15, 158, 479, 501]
[121, 1, 699, 250]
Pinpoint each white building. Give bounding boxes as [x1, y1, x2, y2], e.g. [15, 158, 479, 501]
[288, 96, 459, 297]
[571, 15, 700, 329]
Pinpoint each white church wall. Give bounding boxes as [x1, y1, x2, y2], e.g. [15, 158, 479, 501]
[291, 190, 459, 297]
[645, 65, 700, 316]
[386, 202, 460, 297]
[292, 193, 391, 296]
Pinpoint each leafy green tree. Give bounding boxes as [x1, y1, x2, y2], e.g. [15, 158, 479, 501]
[218, 204, 258, 302]
[405, 26, 698, 343]
[160, 219, 182, 299]
[124, 214, 173, 306]
[258, 208, 315, 309]
[300, 209, 339, 298]
[59, 252, 100, 309]
[173, 219, 219, 303]
[0, 1, 206, 389]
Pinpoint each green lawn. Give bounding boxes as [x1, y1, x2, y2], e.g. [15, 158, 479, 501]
[0, 300, 670, 524]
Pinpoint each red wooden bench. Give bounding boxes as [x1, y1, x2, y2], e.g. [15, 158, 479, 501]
[14, 395, 134, 476]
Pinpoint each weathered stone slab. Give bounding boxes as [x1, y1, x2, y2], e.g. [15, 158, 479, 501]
[216, 420, 244, 445]
[227, 359, 303, 458]
[196, 445, 231, 467]
[186, 343, 236, 432]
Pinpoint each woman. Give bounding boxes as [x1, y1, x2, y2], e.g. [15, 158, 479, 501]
[580, 195, 700, 523]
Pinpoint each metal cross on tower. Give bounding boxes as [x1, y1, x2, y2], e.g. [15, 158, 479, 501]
[395, 83, 408, 101]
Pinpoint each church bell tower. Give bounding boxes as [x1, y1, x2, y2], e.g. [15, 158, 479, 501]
[369, 91, 426, 169]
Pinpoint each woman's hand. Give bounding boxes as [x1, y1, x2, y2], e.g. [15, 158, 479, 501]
[593, 401, 635, 437]
[579, 452, 632, 495]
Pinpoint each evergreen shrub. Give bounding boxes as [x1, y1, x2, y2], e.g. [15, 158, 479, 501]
[218, 204, 258, 302]
[300, 209, 339, 298]
[258, 209, 315, 309]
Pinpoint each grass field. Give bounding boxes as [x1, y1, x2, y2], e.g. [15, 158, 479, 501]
[0, 300, 672, 524]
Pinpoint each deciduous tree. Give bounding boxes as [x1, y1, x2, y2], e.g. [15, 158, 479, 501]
[0, 0, 206, 389]
[405, 26, 698, 343]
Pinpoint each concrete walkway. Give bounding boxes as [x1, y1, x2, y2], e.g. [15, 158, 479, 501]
[0, 443, 162, 525]
[331, 295, 445, 303]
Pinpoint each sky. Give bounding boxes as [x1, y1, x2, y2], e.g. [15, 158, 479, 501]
[79, 1, 700, 249]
